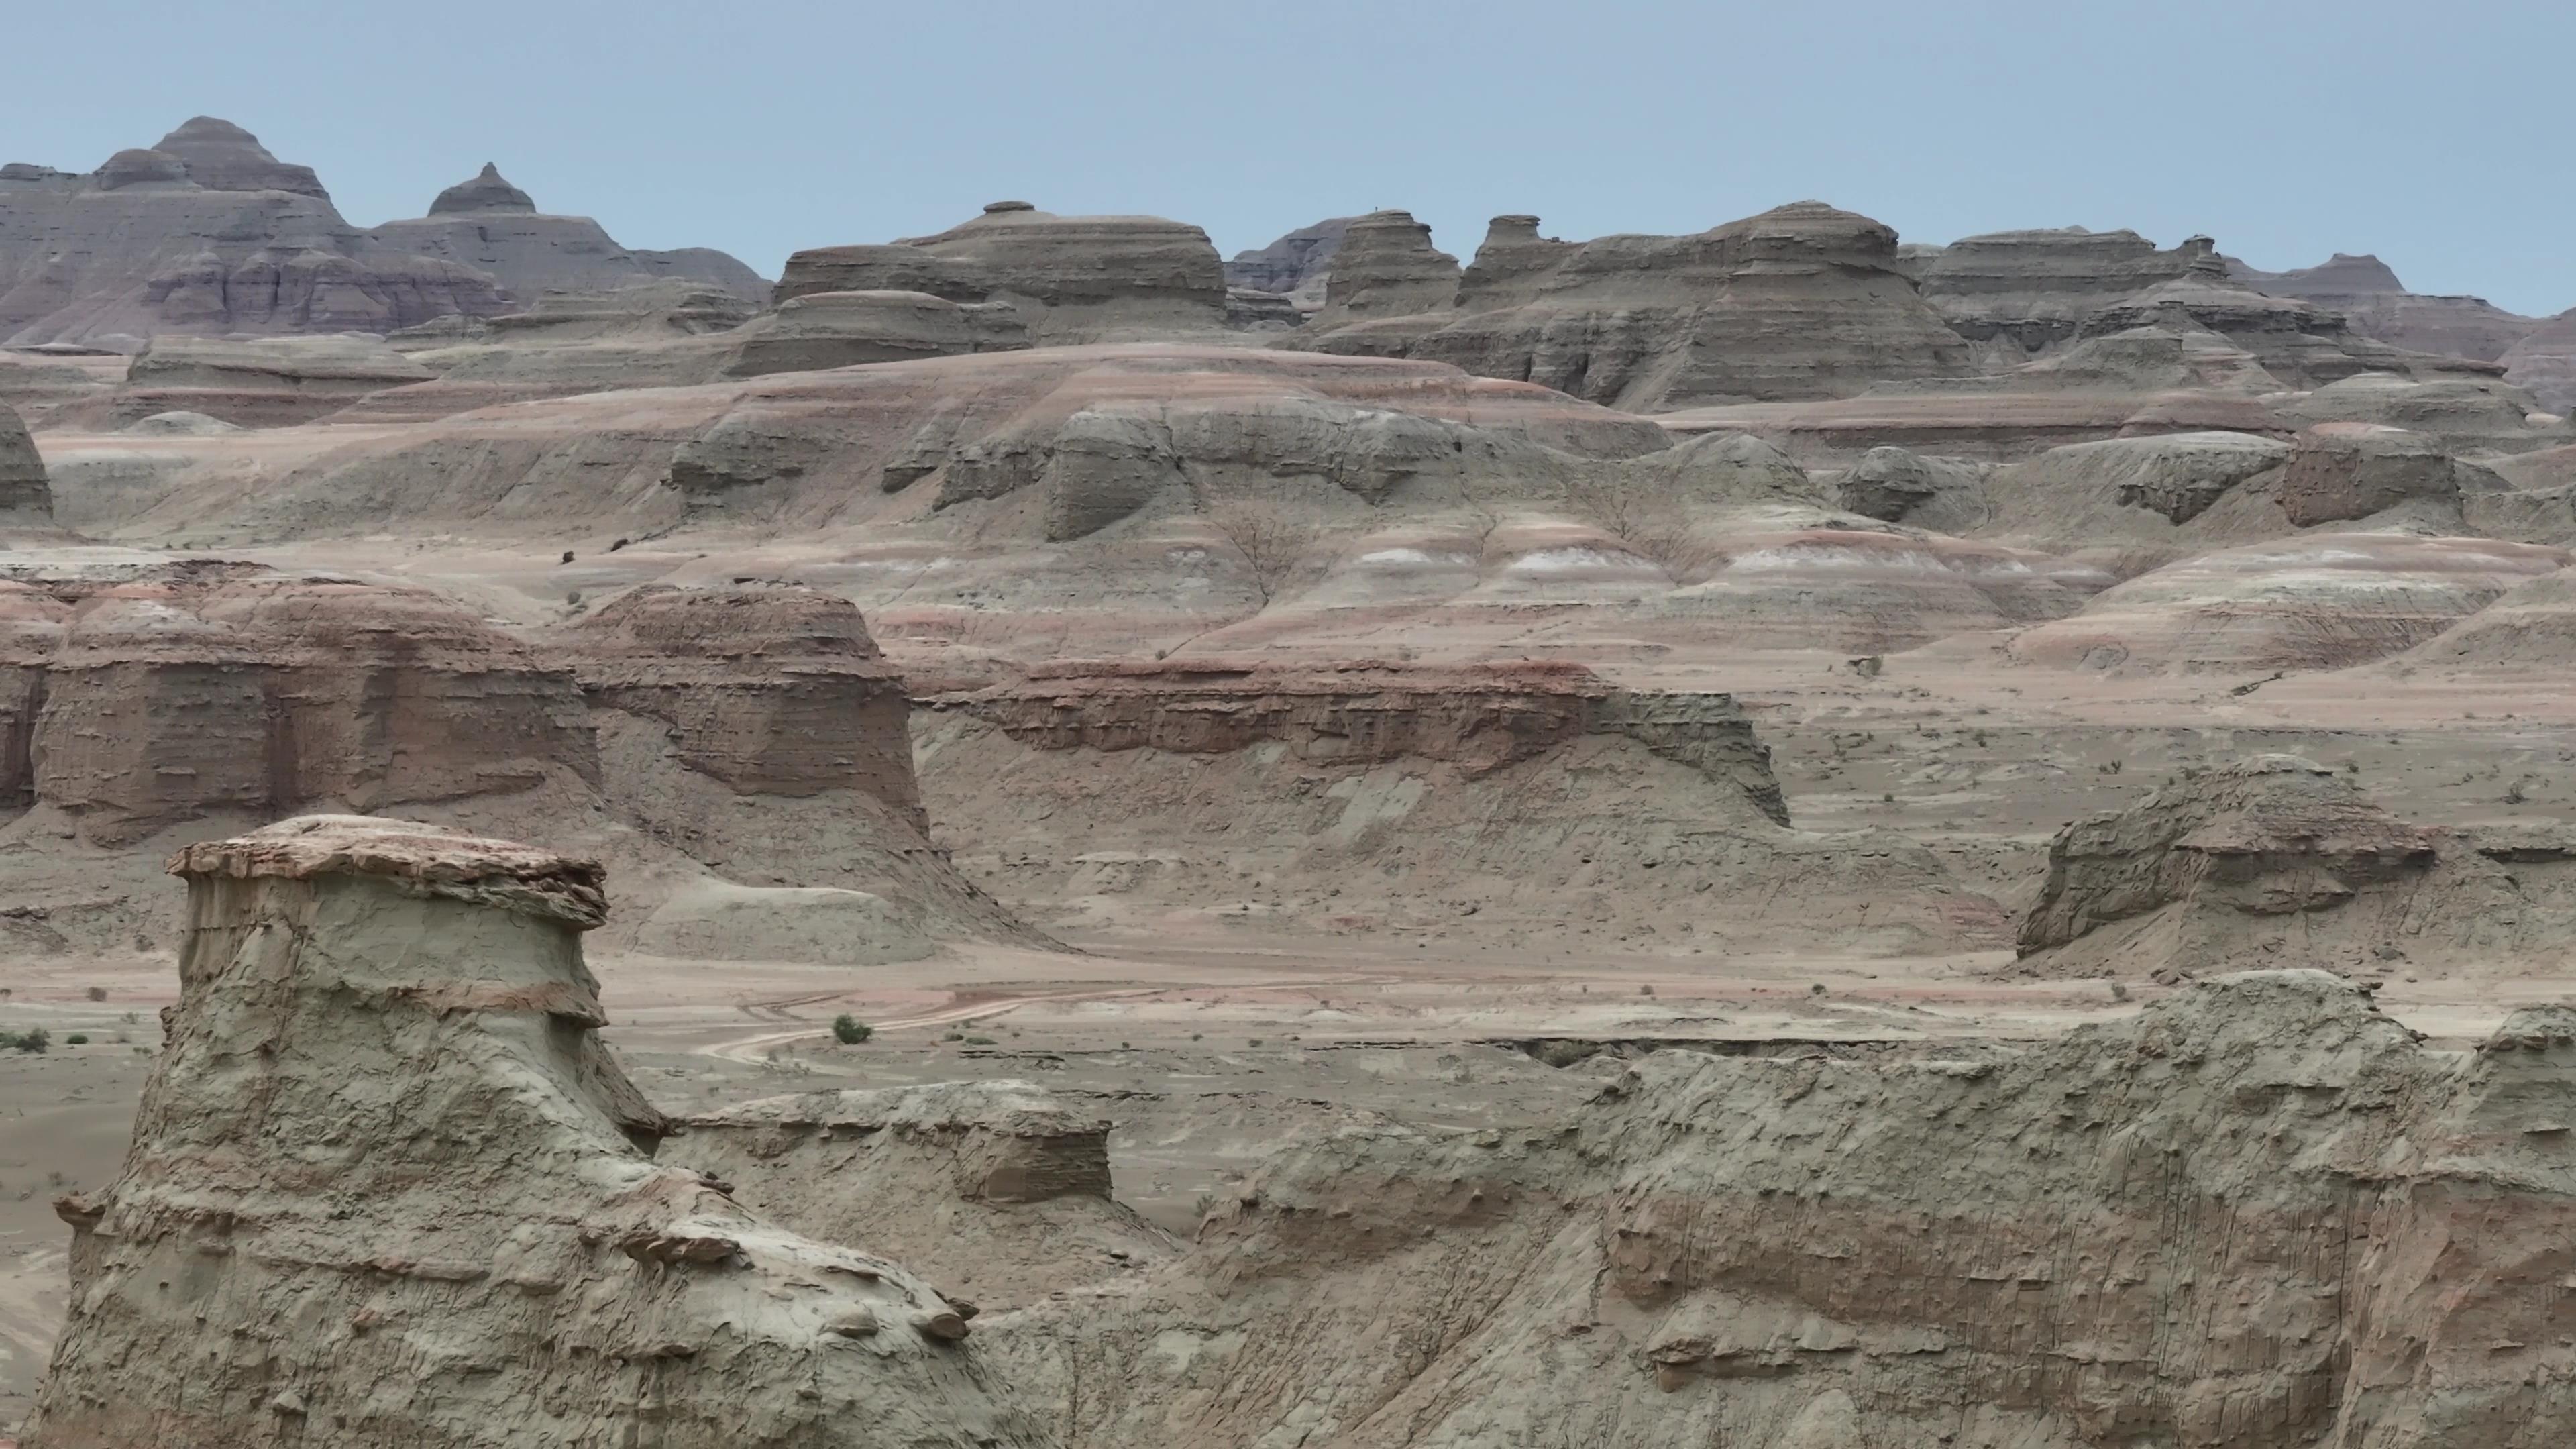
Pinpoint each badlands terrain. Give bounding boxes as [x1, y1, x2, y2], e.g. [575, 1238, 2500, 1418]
[0, 118, 2569, 1445]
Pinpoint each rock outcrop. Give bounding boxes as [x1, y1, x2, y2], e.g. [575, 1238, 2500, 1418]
[23, 815, 1038, 1449]
[0, 119, 513, 346]
[2076, 250, 2501, 390]
[1833, 444, 1990, 531]
[89, 333, 435, 427]
[713, 289, 1028, 378]
[982, 970, 2576, 1446]
[1302, 210, 1460, 328]
[0, 401, 50, 523]
[676, 1081, 1175, 1309]
[2015, 756, 2576, 979]
[1911, 227, 2202, 354]
[29, 570, 595, 846]
[366, 162, 767, 304]
[552, 585, 922, 822]
[2233, 252, 2542, 363]
[1222, 215, 1352, 309]
[2004, 533, 2566, 674]
[2277, 422, 2500, 527]
[1304, 201, 1977, 411]
[2502, 306, 2576, 415]
[777, 203, 1228, 343]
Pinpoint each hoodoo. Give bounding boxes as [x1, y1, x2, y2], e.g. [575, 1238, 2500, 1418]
[23, 816, 1041, 1449]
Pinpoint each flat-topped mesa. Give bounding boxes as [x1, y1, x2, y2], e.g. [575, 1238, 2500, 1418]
[1306, 209, 1461, 327]
[427, 161, 536, 215]
[1911, 227, 2202, 352]
[677, 1080, 1176, 1309]
[553, 585, 924, 822]
[103, 333, 436, 427]
[1308, 200, 1975, 409]
[148, 116, 330, 198]
[949, 657, 1788, 824]
[25, 815, 1034, 1449]
[34, 570, 596, 847]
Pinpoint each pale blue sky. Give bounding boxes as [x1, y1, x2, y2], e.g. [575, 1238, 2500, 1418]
[13, 0, 2571, 315]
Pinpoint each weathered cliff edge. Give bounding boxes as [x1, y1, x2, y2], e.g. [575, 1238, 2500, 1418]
[980, 971, 2576, 1448]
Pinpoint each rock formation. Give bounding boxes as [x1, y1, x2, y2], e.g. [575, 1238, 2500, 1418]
[1832, 444, 1990, 531]
[1222, 215, 1352, 309]
[1977, 431, 2296, 547]
[2004, 533, 2565, 674]
[366, 162, 767, 304]
[2232, 252, 2542, 363]
[676, 1081, 1175, 1309]
[777, 203, 1228, 343]
[90, 333, 435, 427]
[553, 584, 922, 821]
[714, 289, 1029, 378]
[1303, 201, 1977, 411]
[2015, 757, 2576, 978]
[2502, 306, 2576, 414]
[1301, 210, 1460, 328]
[0, 119, 512, 346]
[2075, 248, 2500, 390]
[29, 570, 594, 847]
[0, 401, 50, 523]
[23, 814, 1038, 1449]
[1911, 227, 2202, 354]
[980, 970, 2576, 1446]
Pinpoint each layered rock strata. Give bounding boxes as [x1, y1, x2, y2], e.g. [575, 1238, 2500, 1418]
[981, 971, 2575, 1447]
[677, 1081, 1175, 1309]
[776, 202, 1228, 342]
[0, 401, 50, 522]
[366, 162, 767, 303]
[30, 570, 595, 846]
[2015, 755, 2576, 977]
[1301, 201, 1975, 410]
[949, 657, 1788, 824]
[0, 119, 511, 345]
[552, 584, 923, 825]
[23, 815, 1034, 1449]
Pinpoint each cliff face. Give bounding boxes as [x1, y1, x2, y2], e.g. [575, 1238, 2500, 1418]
[0, 119, 512, 346]
[1303, 201, 1976, 411]
[950, 658, 1786, 824]
[979, 971, 2576, 1449]
[31, 571, 596, 846]
[24, 815, 1039, 1449]
[2013, 755, 2576, 977]
[552, 584, 924, 826]
[776, 201, 1229, 343]
[676, 1081, 1176, 1311]
[1912, 227, 2201, 353]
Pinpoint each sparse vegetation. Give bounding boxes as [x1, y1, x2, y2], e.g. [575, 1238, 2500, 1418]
[3, 1028, 49, 1054]
[84, 985, 107, 1002]
[961, 1034, 996, 1046]
[1201, 497, 1320, 606]
[830, 1014, 871, 1045]
[1563, 472, 1721, 583]
[65, 1032, 88, 1045]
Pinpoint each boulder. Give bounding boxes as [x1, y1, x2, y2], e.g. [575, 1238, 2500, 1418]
[21, 815, 1039, 1449]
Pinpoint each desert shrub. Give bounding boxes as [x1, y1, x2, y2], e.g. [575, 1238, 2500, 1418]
[830, 1014, 871, 1045]
[64, 1033, 87, 1046]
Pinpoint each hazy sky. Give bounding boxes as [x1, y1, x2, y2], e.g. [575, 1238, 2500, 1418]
[13, 0, 2572, 315]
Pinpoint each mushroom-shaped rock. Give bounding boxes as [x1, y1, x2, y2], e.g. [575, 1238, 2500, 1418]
[21, 816, 1042, 1449]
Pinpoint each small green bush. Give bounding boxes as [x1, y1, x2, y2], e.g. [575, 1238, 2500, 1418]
[64, 1033, 87, 1046]
[830, 1015, 871, 1045]
[961, 1035, 996, 1046]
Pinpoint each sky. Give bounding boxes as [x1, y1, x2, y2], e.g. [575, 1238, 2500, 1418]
[11, 0, 2573, 315]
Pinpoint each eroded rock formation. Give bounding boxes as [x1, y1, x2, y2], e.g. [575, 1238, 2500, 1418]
[677, 1081, 1175, 1309]
[977, 970, 2575, 1447]
[2015, 755, 2576, 977]
[1222, 215, 1352, 309]
[367, 162, 767, 304]
[0, 119, 512, 346]
[1301, 201, 1976, 410]
[23, 815, 1038, 1449]
[0, 401, 50, 523]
